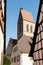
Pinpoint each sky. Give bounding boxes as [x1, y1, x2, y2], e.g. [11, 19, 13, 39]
[6, 0, 40, 48]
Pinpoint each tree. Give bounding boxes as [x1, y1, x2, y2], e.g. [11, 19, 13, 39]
[3, 55, 10, 65]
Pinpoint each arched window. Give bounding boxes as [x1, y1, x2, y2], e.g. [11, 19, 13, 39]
[27, 24, 29, 32]
[30, 25, 32, 33]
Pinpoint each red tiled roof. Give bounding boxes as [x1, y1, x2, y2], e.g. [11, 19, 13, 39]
[17, 35, 32, 53]
[21, 9, 34, 23]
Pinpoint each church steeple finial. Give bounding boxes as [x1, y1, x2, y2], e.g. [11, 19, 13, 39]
[20, 8, 23, 10]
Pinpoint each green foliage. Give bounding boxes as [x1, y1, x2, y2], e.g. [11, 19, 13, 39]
[3, 55, 10, 65]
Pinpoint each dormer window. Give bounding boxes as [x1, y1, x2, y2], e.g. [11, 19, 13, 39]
[30, 25, 32, 33]
[27, 24, 29, 32]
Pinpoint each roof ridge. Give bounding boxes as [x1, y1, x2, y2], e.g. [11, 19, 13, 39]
[20, 9, 34, 23]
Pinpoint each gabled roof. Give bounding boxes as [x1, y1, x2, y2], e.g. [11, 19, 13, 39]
[18, 35, 32, 53]
[7, 38, 17, 47]
[29, 0, 43, 57]
[13, 35, 33, 53]
[20, 9, 34, 23]
[6, 38, 17, 55]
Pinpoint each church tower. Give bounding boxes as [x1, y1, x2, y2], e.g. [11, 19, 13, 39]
[17, 8, 35, 40]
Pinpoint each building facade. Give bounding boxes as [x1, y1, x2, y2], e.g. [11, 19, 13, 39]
[0, 0, 5, 65]
[11, 36, 33, 65]
[11, 8, 35, 65]
[29, 0, 43, 65]
[6, 38, 17, 59]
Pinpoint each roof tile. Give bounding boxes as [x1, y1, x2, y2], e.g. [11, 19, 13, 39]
[21, 9, 34, 23]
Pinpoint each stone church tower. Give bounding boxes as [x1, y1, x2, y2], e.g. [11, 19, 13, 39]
[17, 8, 35, 40]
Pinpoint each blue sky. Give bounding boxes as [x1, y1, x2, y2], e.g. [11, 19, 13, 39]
[6, 0, 40, 48]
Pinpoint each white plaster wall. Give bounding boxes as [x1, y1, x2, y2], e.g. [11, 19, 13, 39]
[20, 53, 33, 65]
[0, 26, 4, 65]
[23, 20, 35, 37]
[11, 44, 20, 65]
[11, 44, 34, 65]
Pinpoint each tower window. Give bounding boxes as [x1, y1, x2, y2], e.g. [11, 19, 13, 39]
[30, 25, 32, 32]
[27, 24, 29, 32]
